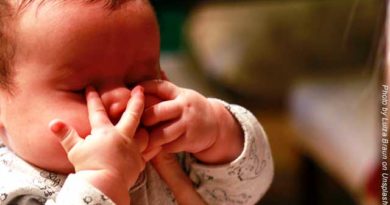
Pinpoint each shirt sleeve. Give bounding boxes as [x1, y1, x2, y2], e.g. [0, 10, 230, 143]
[45, 174, 115, 205]
[0, 174, 115, 205]
[186, 99, 274, 205]
[0, 145, 116, 205]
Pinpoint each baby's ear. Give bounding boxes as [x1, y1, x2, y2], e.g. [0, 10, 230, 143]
[0, 97, 9, 145]
[0, 113, 9, 146]
[0, 123, 9, 146]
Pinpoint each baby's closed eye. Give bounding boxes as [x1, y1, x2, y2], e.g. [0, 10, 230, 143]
[69, 87, 87, 95]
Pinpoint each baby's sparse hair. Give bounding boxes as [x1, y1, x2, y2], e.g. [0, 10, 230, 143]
[0, 0, 129, 91]
[0, 1, 13, 90]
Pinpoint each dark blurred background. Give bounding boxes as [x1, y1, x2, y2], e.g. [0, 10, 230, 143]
[150, 0, 385, 204]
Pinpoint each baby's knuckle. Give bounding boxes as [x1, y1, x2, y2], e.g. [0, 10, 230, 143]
[179, 98, 192, 111]
[126, 110, 141, 121]
[92, 127, 111, 136]
[67, 149, 79, 165]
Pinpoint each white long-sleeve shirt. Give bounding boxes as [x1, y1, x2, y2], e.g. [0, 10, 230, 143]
[0, 102, 273, 205]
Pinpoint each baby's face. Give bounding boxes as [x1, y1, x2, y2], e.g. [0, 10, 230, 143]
[0, 1, 160, 173]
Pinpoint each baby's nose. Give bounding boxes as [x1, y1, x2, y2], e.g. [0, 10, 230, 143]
[99, 86, 132, 123]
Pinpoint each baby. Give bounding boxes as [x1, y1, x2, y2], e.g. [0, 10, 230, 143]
[0, 0, 273, 204]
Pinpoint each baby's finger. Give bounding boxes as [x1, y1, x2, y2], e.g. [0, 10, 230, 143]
[142, 146, 162, 162]
[148, 119, 185, 149]
[145, 94, 162, 109]
[86, 86, 112, 128]
[133, 128, 149, 153]
[139, 80, 179, 100]
[116, 86, 145, 138]
[49, 119, 83, 153]
[142, 100, 182, 126]
[161, 137, 187, 153]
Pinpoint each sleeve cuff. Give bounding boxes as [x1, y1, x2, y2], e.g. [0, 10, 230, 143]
[54, 174, 115, 205]
[186, 99, 274, 204]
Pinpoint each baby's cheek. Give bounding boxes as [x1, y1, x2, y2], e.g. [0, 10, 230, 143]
[71, 119, 91, 139]
[108, 102, 127, 123]
[58, 112, 91, 138]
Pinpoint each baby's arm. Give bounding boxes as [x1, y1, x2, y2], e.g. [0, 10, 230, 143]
[187, 101, 274, 204]
[141, 80, 273, 204]
[48, 86, 146, 205]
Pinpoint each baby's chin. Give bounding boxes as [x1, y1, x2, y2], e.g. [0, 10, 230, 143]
[0, 131, 74, 174]
[36, 158, 74, 174]
[20, 149, 75, 174]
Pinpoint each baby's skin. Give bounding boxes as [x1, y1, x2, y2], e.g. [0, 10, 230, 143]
[50, 86, 146, 205]
[0, 1, 244, 204]
[48, 79, 244, 205]
[141, 79, 244, 164]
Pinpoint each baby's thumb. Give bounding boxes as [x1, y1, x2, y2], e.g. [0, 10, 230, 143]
[152, 151, 207, 205]
[49, 119, 82, 153]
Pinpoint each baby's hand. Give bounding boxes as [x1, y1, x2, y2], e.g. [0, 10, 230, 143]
[141, 80, 219, 154]
[140, 80, 243, 164]
[49, 86, 146, 205]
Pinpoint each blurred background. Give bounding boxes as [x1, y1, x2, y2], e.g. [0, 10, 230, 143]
[150, 0, 386, 204]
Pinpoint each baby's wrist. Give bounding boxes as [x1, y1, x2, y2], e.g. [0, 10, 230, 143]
[193, 99, 244, 164]
[75, 170, 131, 205]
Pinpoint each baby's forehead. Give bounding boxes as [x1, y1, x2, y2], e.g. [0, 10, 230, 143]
[16, 0, 158, 47]
[14, 0, 160, 81]
[16, 0, 131, 10]
[15, 0, 153, 27]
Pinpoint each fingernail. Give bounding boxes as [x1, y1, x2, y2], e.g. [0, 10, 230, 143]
[133, 86, 144, 95]
[49, 120, 65, 133]
[85, 86, 95, 96]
